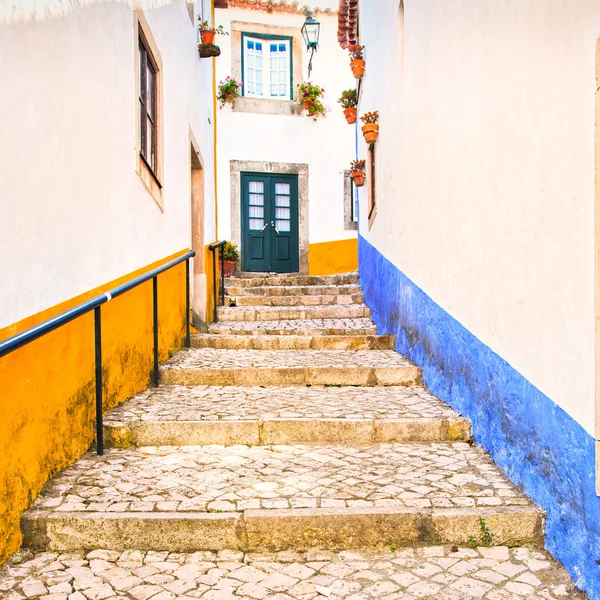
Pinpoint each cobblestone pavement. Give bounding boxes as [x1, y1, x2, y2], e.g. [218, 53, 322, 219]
[32, 443, 532, 513]
[208, 319, 377, 335]
[105, 386, 460, 424]
[162, 350, 413, 371]
[0, 546, 585, 599]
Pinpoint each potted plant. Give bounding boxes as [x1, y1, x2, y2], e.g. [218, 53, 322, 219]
[349, 44, 365, 79]
[360, 111, 379, 144]
[298, 82, 327, 120]
[221, 242, 239, 278]
[350, 159, 366, 187]
[217, 76, 243, 109]
[198, 20, 228, 45]
[338, 89, 358, 124]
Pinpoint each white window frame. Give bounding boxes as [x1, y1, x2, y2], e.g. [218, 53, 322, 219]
[243, 35, 291, 100]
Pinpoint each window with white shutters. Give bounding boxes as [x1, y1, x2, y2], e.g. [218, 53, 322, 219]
[242, 35, 291, 100]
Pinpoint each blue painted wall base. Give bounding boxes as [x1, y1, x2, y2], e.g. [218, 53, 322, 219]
[358, 235, 600, 598]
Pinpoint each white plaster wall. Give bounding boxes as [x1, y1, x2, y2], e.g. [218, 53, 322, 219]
[215, 7, 356, 245]
[0, 0, 216, 329]
[358, 0, 600, 434]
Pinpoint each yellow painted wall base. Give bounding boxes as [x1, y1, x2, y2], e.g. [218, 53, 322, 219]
[0, 250, 190, 565]
[308, 238, 358, 276]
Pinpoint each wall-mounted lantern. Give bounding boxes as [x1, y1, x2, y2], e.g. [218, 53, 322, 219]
[301, 11, 321, 78]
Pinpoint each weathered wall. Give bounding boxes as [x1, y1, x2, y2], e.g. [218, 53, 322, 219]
[0, 253, 187, 563]
[215, 4, 357, 273]
[0, 0, 217, 563]
[309, 238, 358, 275]
[357, 1, 600, 597]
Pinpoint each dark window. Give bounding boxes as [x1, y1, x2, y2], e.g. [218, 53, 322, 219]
[139, 35, 158, 176]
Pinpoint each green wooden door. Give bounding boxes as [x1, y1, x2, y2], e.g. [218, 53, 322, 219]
[241, 173, 299, 273]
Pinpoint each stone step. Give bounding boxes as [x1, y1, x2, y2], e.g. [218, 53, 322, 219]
[191, 334, 395, 350]
[226, 273, 359, 288]
[208, 317, 378, 336]
[217, 305, 371, 322]
[2, 546, 584, 599]
[160, 349, 421, 387]
[23, 443, 543, 553]
[226, 283, 362, 297]
[228, 293, 365, 307]
[103, 385, 471, 447]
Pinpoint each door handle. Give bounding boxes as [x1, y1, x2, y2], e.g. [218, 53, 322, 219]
[260, 223, 268, 233]
[271, 221, 280, 235]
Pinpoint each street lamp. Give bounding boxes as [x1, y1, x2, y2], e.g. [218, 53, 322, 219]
[301, 11, 320, 78]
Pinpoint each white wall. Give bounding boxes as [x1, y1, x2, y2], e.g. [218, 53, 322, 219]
[215, 7, 356, 245]
[358, 0, 600, 434]
[0, 0, 216, 329]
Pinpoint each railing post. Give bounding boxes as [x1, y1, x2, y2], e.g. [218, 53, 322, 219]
[220, 246, 225, 307]
[153, 276, 159, 387]
[185, 258, 191, 348]
[212, 249, 218, 323]
[94, 306, 103, 456]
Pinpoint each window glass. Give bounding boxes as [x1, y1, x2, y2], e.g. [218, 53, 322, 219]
[243, 35, 290, 100]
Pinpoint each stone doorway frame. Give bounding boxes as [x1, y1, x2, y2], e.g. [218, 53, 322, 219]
[230, 160, 309, 273]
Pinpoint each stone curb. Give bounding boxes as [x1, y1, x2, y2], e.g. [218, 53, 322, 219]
[225, 284, 362, 297]
[217, 305, 371, 322]
[103, 417, 472, 448]
[230, 293, 365, 307]
[226, 274, 359, 288]
[21, 506, 544, 553]
[191, 334, 396, 350]
[207, 326, 378, 336]
[160, 366, 423, 387]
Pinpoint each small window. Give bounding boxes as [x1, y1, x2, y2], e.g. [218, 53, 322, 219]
[139, 34, 158, 177]
[242, 34, 292, 100]
[343, 170, 358, 230]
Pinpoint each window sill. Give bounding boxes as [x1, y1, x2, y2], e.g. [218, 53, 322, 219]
[234, 97, 303, 116]
[137, 154, 164, 211]
[345, 221, 358, 231]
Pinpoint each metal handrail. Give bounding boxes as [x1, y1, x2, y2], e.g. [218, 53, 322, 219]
[208, 240, 226, 323]
[0, 249, 195, 455]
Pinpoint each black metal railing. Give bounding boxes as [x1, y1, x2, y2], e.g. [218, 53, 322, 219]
[0, 250, 195, 456]
[208, 240, 226, 323]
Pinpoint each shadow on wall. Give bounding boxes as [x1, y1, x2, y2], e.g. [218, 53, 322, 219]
[0, 251, 188, 565]
[358, 235, 600, 600]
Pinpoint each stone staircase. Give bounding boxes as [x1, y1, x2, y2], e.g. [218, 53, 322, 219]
[3, 272, 585, 599]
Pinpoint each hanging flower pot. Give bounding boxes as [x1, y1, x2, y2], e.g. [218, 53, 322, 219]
[201, 30, 216, 44]
[303, 101, 312, 110]
[349, 45, 365, 79]
[350, 160, 366, 187]
[350, 59, 365, 78]
[351, 171, 365, 187]
[343, 107, 357, 124]
[360, 111, 379, 144]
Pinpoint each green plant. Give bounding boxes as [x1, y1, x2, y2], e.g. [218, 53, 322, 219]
[360, 110, 379, 124]
[349, 44, 364, 61]
[338, 89, 357, 109]
[198, 19, 228, 35]
[298, 82, 326, 120]
[217, 76, 243, 108]
[350, 159, 365, 173]
[467, 517, 495, 549]
[389, 545, 397, 553]
[222, 241, 239, 262]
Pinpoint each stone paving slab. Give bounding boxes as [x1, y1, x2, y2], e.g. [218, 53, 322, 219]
[207, 319, 377, 336]
[1, 546, 584, 599]
[103, 386, 471, 447]
[216, 306, 371, 323]
[230, 294, 365, 307]
[28, 443, 536, 514]
[159, 350, 421, 387]
[225, 273, 359, 288]
[191, 335, 395, 351]
[225, 284, 362, 297]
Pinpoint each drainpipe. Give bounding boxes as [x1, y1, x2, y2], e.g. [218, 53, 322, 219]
[211, 0, 219, 239]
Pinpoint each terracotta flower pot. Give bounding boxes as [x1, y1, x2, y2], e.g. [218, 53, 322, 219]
[201, 30, 216, 44]
[223, 259, 236, 278]
[343, 107, 357, 124]
[362, 123, 379, 144]
[351, 171, 365, 187]
[350, 59, 365, 78]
